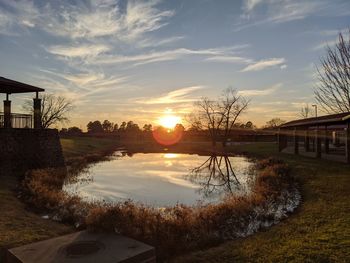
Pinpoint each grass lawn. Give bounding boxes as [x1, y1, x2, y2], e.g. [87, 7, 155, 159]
[0, 136, 120, 259]
[173, 142, 350, 262]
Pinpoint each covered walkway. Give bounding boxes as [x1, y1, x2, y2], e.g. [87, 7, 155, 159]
[278, 112, 350, 163]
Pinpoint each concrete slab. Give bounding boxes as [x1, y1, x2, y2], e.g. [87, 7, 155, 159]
[6, 231, 156, 263]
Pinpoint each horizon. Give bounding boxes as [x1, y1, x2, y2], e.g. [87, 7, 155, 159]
[1, 0, 350, 129]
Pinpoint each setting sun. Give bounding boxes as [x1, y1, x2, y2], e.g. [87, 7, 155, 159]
[158, 110, 181, 129]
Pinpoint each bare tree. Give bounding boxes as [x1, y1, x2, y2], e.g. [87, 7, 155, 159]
[299, 104, 312, 119]
[315, 29, 350, 113]
[23, 93, 73, 128]
[188, 88, 249, 146]
[264, 118, 286, 129]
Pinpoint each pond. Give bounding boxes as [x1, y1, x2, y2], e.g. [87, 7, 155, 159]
[63, 150, 256, 207]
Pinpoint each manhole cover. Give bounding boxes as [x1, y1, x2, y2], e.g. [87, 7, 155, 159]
[65, 241, 104, 258]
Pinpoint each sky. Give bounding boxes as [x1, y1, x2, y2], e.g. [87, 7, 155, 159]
[0, 0, 349, 129]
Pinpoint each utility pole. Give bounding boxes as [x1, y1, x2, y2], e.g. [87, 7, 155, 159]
[312, 104, 318, 117]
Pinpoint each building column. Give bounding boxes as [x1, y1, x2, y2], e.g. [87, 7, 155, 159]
[278, 128, 282, 152]
[346, 123, 350, 164]
[315, 128, 322, 158]
[294, 128, 299, 154]
[324, 126, 330, 154]
[3, 93, 11, 128]
[305, 129, 310, 152]
[33, 92, 42, 129]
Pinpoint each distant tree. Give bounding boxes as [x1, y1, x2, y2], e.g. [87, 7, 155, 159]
[102, 120, 114, 132]
[59, 128, 68, 135]
[113, 123, 119, 132]
[23, 93, 73, 128]
[299, 104, 312, 119]
[67, 126, 83, 135]
[87, 120, 103, 133]
[264, 118, 286, 129]
[119, 121, 127, 131]
[187, 119, 203, 132]
[315, 29, 350, 113]
[174, 123, 185, 132]
[143, 124, 152, 132]
[189, 88, 249, 146]
[126, 121, 140, 133]
[244, 121, 254, 129]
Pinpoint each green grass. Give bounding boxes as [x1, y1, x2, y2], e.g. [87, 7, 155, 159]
[0, 136, 120, 259]
[172, 142, 350, 262]
[60, 136, 119, 159]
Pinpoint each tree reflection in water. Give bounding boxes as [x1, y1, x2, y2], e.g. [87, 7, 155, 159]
[188, 155, 242, 199]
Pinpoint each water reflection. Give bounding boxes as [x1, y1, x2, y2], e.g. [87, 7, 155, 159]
[63, 151, 254, 207]
[187, 155, 242, 199]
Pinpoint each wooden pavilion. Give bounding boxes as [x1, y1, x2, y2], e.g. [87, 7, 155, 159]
[0, 76, 44, 129]
[278, 112, 350, 163]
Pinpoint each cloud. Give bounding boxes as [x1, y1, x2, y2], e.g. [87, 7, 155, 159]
[205, 56, 252, 64]
[93, 46, 247, 66]
[238, 0, 350, 31]
[0, 0, 174, 42]
[39, 69, 126, 92]
[238, 83, 281, 96]
[243, 0, 263, 12]
[136, 86, 204, 104]
[241, 58, 286, 72]
[0, 0, 39, 34]
[47, 44, 110, 59]
[313, 39, 338, 51]
[137, 36, 185, 48]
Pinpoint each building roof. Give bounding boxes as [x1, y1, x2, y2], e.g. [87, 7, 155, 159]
[281, 112, 350, 128]
[0, 76, 44, 94]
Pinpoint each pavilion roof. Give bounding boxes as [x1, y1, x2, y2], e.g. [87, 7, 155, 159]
[0, 76, 44, 94]
[281, 112, 350, 128]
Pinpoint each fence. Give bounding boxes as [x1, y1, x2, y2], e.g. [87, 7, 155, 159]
[0, 112, 33, 128]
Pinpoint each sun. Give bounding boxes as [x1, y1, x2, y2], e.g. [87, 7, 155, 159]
[158, 110, 181, 129]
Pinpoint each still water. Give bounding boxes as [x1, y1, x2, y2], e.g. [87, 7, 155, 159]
[63, 151, 255, 207]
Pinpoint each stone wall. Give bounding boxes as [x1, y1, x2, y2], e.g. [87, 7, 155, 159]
[0, 128, 65, 176]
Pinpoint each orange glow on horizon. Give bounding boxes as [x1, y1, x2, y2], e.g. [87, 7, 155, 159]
[157, 109, 182, 129]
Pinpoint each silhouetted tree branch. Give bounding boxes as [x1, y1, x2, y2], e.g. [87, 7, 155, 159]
[315, 29, 350, 113]
[23, 93, 73, 128]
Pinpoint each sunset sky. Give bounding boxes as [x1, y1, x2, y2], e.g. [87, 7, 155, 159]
[1, 0, 350, 129]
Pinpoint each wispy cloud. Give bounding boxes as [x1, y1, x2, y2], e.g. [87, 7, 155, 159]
[136, 86, 204, 104]
[93, 46, 247, 66]
[47, 44, 111, 59]
[241, 58, 286, 72]
[0, 0, 174, 42]
[238, 83, 281, 96]
[205, 56, 252, 64]
[238, 0, 350, 31]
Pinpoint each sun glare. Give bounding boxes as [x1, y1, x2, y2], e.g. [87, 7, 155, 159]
[158, 110, 181, 129]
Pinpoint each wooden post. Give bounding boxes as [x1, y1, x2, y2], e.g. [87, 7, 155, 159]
[33, 92, 42, 129]
[3, 96, 11, 128]
[346, 123, 350, 164]
[294, 128, 299, 155]
[315, 127, 322, 158]
[325, 125, 330, 154]
[305, 129, 310, 152]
